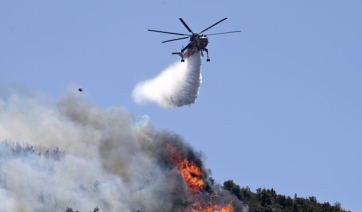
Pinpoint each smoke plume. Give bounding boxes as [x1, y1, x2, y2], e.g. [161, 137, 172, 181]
[0, 87, 245, 212]
[132, 51, 202, 108]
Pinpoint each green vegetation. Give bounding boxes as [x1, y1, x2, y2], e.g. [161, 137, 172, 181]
[223, 180, 350, 212]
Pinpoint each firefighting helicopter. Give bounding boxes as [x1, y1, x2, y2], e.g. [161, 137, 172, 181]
[148, 18, 240, 62]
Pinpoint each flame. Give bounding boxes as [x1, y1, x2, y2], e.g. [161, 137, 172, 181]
[191, 202, 234, 212]
[165, 143, 234, 212]
[165, 143, 204, 193]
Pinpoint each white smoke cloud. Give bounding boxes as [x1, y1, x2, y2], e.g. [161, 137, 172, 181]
[0, 88, 245, 212]
[0, 89, 177, 211]
[132, 51, 202, 108]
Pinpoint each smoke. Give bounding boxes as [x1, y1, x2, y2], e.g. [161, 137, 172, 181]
[132, 51, 202, 108]
[0, 87, 245, 212]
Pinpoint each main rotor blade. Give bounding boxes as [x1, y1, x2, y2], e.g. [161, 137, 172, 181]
[162, 37, 189, 43]
[199, 18, 228, 34]
[179, 18, 193, 33]
[205, 30, 241, 36]
[148, 29, 190, 36]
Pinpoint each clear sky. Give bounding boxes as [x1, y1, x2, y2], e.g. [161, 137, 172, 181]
[1, 1, 361, 211]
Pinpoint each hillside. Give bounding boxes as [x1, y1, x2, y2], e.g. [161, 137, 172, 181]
[223, 180, 350, 212]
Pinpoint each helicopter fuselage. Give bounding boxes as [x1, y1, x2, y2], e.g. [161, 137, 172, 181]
[196, 35, 209, 49]
[148, 17, 240, 62]
[180, 34, 209, 59]
[188, 34, 209, 49]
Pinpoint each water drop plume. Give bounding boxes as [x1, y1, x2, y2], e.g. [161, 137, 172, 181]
[133, 51, 202, 108]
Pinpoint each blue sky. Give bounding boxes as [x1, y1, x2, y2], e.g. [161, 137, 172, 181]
[1, 1, 361, 211]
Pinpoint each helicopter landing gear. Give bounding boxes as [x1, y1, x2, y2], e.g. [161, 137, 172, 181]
[172, 51, 185, 62]
[203, 48, 210, 62]
[181, 54, 185, 62]
[180, 48, 186, 62]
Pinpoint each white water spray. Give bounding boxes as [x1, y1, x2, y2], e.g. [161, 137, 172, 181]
[132, 51, 202, 108]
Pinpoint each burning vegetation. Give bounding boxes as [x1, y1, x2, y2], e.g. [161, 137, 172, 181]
[166, 142, 204, 193]
[164, 142, 243, 212]
[190, 202, 234, 212]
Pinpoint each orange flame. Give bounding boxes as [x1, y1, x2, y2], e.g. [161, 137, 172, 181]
[165, 143, 204, 193]
[191, 202, 234, 212]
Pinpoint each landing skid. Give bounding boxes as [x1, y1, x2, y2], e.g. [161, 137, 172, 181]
[172, 49, 210, 62]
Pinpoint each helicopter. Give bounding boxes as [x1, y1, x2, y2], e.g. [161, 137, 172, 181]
[148, 18, 240, 62]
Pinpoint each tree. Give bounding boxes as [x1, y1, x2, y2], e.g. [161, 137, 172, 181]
[222, 180, 351, 212]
